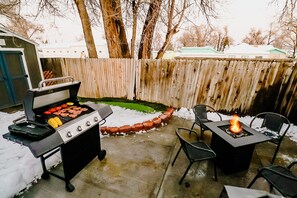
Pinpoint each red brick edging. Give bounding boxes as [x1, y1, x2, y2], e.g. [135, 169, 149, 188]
[100, 107, 175, 136]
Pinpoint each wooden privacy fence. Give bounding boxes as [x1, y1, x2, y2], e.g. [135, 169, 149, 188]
[42, 58, 297, 124]
[60, 58, 136, 99]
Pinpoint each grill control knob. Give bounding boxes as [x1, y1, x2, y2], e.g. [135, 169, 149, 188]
[77, 126, 82, 132]
[86, 121, 91, 126]
[66, 131, 72, 138]
[94, 117, 99, 122]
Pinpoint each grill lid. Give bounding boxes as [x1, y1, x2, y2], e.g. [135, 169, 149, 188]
[23, 76, 81, 122]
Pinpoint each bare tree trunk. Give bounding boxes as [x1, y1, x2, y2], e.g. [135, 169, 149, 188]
[74, 0, 98, 58]
[156, 0, 187, 59]
[131, 0, 141, 59]
[99, 0, 131, 58]
[138, 0, 162, 59]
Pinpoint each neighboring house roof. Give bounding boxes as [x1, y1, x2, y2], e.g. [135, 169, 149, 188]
[178, 46, 219, 54]
[0, 26, 38, 46]
[252, 44, 288, 55]
[173, 44, 288, 59]
[176, 46, 225, 58]
[268, 48, 287, 55]
[224, 43, 288, 56]
[224, 43, 269, 55]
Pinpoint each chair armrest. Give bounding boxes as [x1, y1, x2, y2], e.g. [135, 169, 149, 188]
[177, 127, 200, 140]
[288, 161, 297, 169]
[249, 112, 267, 127]
[260, 166, 297, 181]
[206, 105, 222, 121]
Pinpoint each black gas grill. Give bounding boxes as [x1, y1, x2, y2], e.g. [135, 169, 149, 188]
[2, 76, 113, 192]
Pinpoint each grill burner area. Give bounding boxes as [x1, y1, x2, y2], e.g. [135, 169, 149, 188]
[219, 125, 252, 139]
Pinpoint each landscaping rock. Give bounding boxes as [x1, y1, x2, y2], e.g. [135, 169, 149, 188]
[132, 123, 144, 132]
[152, 117, 162, 127]
[119, 125, 132, 133]
[159, 114, 170, 123]
[143, 120, 154, 131]
[108, 127, 119, 135]
[100, 126, 107, 133]
[166, 107, 175, 115]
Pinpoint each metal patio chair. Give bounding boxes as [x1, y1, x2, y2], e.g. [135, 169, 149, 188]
[172, 128, 217, 184]
[249, 112, 291, 164]
[247, 161, 297, 197]
[190, 104, 222, 140]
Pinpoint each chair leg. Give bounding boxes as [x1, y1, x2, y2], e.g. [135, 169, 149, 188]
[179, 162, 193, 184]
[247, 173, 260, 188]
[200, 127, 205, 140]
[213, 160, 218, 181]
[190, 122, 195, 130]
[172, 146, 182, 166]
[271, 144, 281, 164]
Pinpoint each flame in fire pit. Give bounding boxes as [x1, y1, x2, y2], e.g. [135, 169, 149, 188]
[230, 114, 242, 134]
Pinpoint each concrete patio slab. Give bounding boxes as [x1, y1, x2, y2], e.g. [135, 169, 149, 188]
[15, 116, 297, 198]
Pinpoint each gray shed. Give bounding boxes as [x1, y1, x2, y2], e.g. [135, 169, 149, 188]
[0, 27, 44, 109]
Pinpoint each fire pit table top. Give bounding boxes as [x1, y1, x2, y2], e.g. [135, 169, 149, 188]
[204, 120, 271, 147]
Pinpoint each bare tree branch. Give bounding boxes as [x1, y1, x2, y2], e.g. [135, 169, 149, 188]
[0, 0, 21, 19]
[156, 0, 188, 58]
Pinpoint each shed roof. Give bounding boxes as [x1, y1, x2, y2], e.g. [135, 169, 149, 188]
[0, 26, 38, 46]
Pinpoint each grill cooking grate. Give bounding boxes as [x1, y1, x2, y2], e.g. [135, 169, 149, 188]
[35, 104, 93, 126]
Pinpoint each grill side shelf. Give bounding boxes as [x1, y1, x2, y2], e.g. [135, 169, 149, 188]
[3, 132, 34, 146]
[28, 132, 63, 158]
[2, 132, 63, 158]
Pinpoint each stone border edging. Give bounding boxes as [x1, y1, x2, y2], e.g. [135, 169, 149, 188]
[100, 107, 175, 136]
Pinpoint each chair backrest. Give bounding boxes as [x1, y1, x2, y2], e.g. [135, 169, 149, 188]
[193, 105, 207, 122]
[250, 112, 291, 137]
[175, 128, 214, 159]
[261, 162, 297, 197]
[262, 113, 284, 132]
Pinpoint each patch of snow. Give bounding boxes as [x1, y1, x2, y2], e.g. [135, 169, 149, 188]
[101, 105, 162, 127]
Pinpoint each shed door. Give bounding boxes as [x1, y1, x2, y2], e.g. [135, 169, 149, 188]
[0, 51, 29, 109]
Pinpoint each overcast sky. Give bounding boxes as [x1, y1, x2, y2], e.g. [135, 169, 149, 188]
[216, 0, 281, 44]
[37, 0, 282, 45]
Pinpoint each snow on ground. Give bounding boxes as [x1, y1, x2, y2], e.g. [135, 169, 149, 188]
[0, 106, 297, 198]
[100, 106, 163, 127]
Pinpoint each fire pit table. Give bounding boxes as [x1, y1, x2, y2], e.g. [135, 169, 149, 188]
[204, 120, 271, 174]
